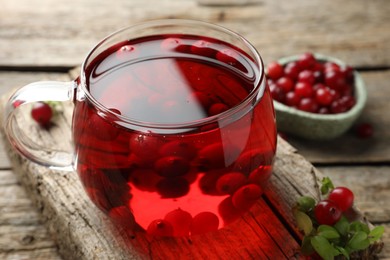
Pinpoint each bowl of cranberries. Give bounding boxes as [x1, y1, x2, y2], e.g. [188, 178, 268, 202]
[267, 52, 367, 140]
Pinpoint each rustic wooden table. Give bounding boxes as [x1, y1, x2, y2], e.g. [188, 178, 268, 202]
[0, 0, 389, 259]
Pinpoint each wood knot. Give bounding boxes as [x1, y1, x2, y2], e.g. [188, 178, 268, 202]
[21, 234, 35, 245]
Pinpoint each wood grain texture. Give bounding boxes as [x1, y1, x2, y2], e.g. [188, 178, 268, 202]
[1, 0, 389, 68]
[0, 171, 61, 260]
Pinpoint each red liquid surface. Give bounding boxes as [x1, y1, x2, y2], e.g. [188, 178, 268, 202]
[73, 34, 277, 237]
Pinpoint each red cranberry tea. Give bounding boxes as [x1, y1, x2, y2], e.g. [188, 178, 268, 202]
[73, 34, 277, 237]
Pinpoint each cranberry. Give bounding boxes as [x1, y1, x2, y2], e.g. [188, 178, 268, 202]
[266, 61, 284, 80]
[218, 197, 243, 225]
[269, 83, 286, 103]
[216, 48, 239, 65]
[231, 184, 263, 211]
[156, 178, 190, 198]
[191, 39, 216, 57]
[355, 123, 374, 138]
[216, 172, 247, 194]
[298, 98, 318, 113]
[284, 61, 301, 80]
[298, 70, 316, 85]
[297, 52, 316, 69]
[325, 70, 346, 91]
[208, 102, 229, 116]
[276, 76, 294, 92]
[31, 102, 53, 127]
[285, 91, 301, 107]
[116, 45, 138, 60]
[315, 86, 333, 106]
[147, 219, 174, 237]
[295, 82, 314, 98]
[328, 187, 354, 212]
[154, 156, 190, 178]
[314, 200, 342, 225]
[190, 212, 219, 235]
[159, 140, 197, 161]
[161, 37, 188, 52]
[198, 142, 226, 169]
[164, 208, 192, 237]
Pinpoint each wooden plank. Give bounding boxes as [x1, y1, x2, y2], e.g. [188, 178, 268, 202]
[286, 70, 390, 164]
[1, 0, 389, 68]
[0, 171, 61, 260]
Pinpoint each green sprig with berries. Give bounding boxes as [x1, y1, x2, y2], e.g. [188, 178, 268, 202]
[293, 177, 384, 260]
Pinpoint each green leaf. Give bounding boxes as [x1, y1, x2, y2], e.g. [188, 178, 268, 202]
[297, 196, 316, 212]
[368, 226, 385, 243]
[321, 177, 334, 196]
[350, 221, 370, 234]
[335, 246, 350, 260]
[311, 235, 338, 260]
[347, 231, 370, 251]
[334, 216, 349, 236]
[293, 209, 313, 235]
[317, 225, 341, 240]
[300, 235, 315, 256]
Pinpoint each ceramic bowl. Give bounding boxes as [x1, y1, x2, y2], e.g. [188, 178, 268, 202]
[272, 53, 367, 140]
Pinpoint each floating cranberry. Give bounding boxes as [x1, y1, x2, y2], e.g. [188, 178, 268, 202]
[314, 200, 342, 225]
[248, 166, 273, 186]
[190, 212, 219, 235]
[128, 169, 162, 192]
[328, 187, 354, 212]
[232, 184, 263, 211]
[208, 102, 229, 116]
[147, 219, 174, 237]
[116, 45, 138, 61]
[154, 156, 190, 178]
[218, 197, 244, 225]
[199, 170, 224, 195]
[164, 208, 193, 237]
[191, 39, 216, 57]
[216, 172, 247, 194]
[216, 48, 239, 65]
[161, 37, 188, 52]
[159, 140, 197, 161]
[198, 142, 226, 169]
[129, 133, 163, 159]
[31, 102, 53, 127]
[156, 177, 189, 198]
[266, 61, 284, 80]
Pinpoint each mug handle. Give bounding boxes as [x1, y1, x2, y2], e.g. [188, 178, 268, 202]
[3, 81, 77, 171]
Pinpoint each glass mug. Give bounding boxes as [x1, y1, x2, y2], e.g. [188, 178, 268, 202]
[4, 19, 277, 237]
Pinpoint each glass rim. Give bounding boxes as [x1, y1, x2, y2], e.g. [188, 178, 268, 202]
[79, 19, 265, 130]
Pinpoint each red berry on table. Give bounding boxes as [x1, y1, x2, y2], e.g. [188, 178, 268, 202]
[31, 102, 53, 127]
[355, 123, 374, 138]
[266, 61, 284, 80]
[328, 187, 354, 212]
[314, 200, 342, 225]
